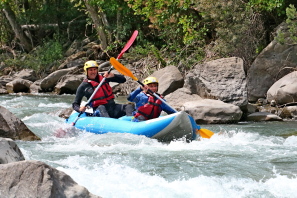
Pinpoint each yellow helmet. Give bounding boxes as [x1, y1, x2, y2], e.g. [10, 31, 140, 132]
[84, 60, 98, 74]
[143, 77, 158, 85]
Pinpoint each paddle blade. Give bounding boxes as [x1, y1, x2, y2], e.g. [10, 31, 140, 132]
[117, 30, 138, 59]
[54, 128, 67, 138]
[196, 128, 215, 139]
[110, 57, 138, 81]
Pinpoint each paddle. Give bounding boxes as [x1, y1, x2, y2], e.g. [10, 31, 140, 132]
[109, 57, 215, 139]
[71, 30, 139, 126]
[117, 30, 138, 59]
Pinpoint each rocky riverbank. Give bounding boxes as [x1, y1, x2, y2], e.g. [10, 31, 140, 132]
[2, 23, 297, 124]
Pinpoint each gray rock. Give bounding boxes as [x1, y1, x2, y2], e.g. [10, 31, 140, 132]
[247, 23, 297, 102]
[183, 99, 243, 124]
[151, 65, 184, 96]
[247, 112, 283, 122]
[6, 78, 33, 93]
[0, 84, 8, 94]
[54, 74, 85, 94]
[40, 67, 78, 91]
[185, 57, 247, 108]
[279, 106, 297, 119]
[267, 71, 297, 105]
[0, 160, 101, 198]
[0, 138, 25, 164]
[165, 87, 202, 111]
[0, 76, 13, 86]
[30, 79, 43, 93]
[58, 107, 73, 119]
[0, 105, 40, 141]
[13, 69, 37, 82]
[58, 52, 86, 69]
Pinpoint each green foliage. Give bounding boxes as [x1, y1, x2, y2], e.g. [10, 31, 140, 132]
[127, 0, 203, 46]
[125, 0, 286, 71]
[124, 42, 157, 61]
[3, 37, 64, 75]
[275, 4, 297, 44]
[150, 45, 166, 67]
[0, 0, 295, 75]
[126, 0, 209, 71]
[16, 0, 83, 25]
[0, 12, 12, 45]
[276, 31, 285, 44]
[37, 39, 64, 66]
[247, 0, 286, 14]
[87, 0, 143, 40]
[192, 0, 275, 71]
[285, 4, 297, 43]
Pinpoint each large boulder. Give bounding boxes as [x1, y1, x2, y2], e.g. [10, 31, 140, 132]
[183, 99, 243, 124]
[0, 106, 40, 141]
[247, 23, 297, 102]
[267, 71, 297, 105]
[6, 78, 33, 93]
[0, 160, 101, 198]
[165, 88, 243, 124]
[151, 65, 184, 96]
[54, 74, 85, 94]
[40, 67, 79, 91]
[165, 87, 202, 111]
[0, 138, 25, 164]
[184, 57, 247, 108]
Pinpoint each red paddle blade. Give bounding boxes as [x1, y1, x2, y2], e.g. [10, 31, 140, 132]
[117, 30, 138, 59]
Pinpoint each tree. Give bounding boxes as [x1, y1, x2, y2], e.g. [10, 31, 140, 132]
[84, 0, 111, 51]
[1, 0, 86, 52]
[83, 0, 143, 52]
[2, 2, 33, 52]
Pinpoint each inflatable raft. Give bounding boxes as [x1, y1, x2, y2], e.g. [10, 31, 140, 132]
[66, 111, 198, 142]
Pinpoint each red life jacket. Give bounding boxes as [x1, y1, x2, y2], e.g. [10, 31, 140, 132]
[134, 94, 163, 120]
[87, 75, 114, 107]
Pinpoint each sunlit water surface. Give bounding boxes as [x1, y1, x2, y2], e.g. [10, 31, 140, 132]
[1, 94, 297, 198]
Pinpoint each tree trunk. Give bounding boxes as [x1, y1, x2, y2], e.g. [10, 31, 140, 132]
[2, 3, 33, 52]
[99, 7, 112, 44]
[116, 7, 122, 41]
[84, 1, 110, 51]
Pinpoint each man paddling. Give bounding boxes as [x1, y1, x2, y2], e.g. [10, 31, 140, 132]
[72, 60, 133, 118]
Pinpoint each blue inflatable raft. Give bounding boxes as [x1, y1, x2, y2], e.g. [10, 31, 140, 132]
[66, 111, 198, 142]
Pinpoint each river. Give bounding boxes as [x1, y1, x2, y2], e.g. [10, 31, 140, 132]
[1, 94, 297, 198]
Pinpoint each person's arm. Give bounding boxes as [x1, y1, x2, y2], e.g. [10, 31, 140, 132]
[127, 87, 143, 102]
[104, 72, 126, 83]
[161, 100, 176, 115]
[72, 83, 86, 113]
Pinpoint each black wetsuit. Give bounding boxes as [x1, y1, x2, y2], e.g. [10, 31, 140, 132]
[72, 73, 133, 118]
